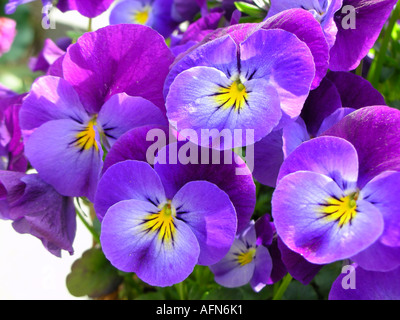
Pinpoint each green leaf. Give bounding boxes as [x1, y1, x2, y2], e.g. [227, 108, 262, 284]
[66, 247, 123, 298]
[234, 1, 266, 18]
[282, 280, 318, 300]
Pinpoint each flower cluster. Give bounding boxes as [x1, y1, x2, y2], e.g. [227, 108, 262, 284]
[1, 0, 400, 300]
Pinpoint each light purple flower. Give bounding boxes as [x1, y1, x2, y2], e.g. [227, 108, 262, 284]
[165, 27, 315, 149]
[0, 171, 76, 257]
[19, 25, 173, 200]
[0, 17, 17, 57]
[329, 264, 400, 300]
[209, 215, 275, 292]
[94, 160, 238, 287]
[272, 133, 400, 269]
[321, 106, 400, 271]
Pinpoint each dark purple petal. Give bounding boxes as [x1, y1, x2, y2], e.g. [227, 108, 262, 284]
[0, 170, 26, 219]
[329, 265, 400, 300]
[322, 106, 400, 188]
[277, 237, 323, 285]
[10, 174, 76, 257]
[252, 130, 285, 187]
[301, 77, 342, 137]
[326, 71, 386, 109]
[29, 39, 66, 73]
[102, 125, 171, 173]
[255, 214, 274, 247]
[59, 0, 114, 18]
[62, 24, 174, 113]
[330, 0, 398, 71]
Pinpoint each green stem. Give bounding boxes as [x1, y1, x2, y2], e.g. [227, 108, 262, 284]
[88, 18, 93, 32]
[356, 59, 363, 77]
[368, 4, 400, 87]
[272, 273, 293, 300]
[175, 282, 185, 300]
[74, 198, 100, 244]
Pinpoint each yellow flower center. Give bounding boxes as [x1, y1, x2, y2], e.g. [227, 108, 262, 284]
[237, 247, 256, 266]
[142, 200, 177, 243]
[214, 79, 248, 112]
[133, 6, 151, 25]
[73, 118, 99, 152]
[320, 192, 359, 227]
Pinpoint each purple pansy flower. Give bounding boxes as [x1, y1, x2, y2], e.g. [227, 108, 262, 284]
[210, 214, 287, 291]
[98, 139, 256, 233]
[19, 25, 174, 201]
[109, 0, 179, 38]
[94, 160, 238, 287]
[209, 216, 273, 291]
[164, 27, 315, 149]
[6, 0, 114, 18]
[322, 106, 400, 271]
[252, 71, 385, 187]
[329, 264, 400, 300]
[0, 17, 17, 58]
[0, 171, 76, 257]
[272, 133, 400, 269]
[266, 0, 343, 48]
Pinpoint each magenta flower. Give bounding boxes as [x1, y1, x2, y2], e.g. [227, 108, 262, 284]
[0, 17, 17, 58]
